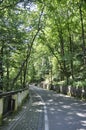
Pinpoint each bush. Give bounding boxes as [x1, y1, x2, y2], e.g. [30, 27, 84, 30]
[82, 80, 86, 87]
[73, 81, 83, 87]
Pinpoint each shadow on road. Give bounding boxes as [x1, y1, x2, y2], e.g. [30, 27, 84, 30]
[46, 93, 86, 130]
[34, 86, 86, 130]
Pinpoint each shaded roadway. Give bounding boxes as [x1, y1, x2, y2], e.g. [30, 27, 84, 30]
[32, 86, 86, 130]
[0, 85, 86, 130]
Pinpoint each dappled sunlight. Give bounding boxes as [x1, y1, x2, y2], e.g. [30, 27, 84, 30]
[45, 93, 86, 130]
[48, 99, 54, 102]
[57, 109, 63, 112]
[35, 109, 43, 113]
[76, 113, 86, 118]
[29, 102, 44, 118]
[67, 112, 74, 115]
[29, 86, 86, 130]
[62, 105, 71, 109]
[32, 101, 45, 106]
[49, 107, 55, 114]
[82, 103, 86, 106]
[8, 117, 20, 122]
[81, 121, 86, 126]
[59, 101, 64, 104]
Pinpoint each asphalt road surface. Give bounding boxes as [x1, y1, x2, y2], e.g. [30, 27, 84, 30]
[30, 85, 86, 130]
[1, 85, 86, 130]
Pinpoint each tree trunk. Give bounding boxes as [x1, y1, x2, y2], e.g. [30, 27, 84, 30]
[23, 58, 28, 88]
[79, 3, 86, 65]
[67, 22, 74, 80]
[67, 10, 74, 84]
[20, 70, 23, 87]
[58, 28, 65, 80]
[6, 48, 10, 90]
[0, 44, 4, 90]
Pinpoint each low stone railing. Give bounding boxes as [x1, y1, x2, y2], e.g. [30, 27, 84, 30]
[0, 88, 29, 124]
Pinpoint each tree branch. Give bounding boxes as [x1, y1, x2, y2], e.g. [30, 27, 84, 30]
[12, 4, 45, 87]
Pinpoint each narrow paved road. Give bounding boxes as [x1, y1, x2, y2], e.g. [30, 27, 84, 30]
[1, 85, 86, 130]
[31, 85, 86, 130]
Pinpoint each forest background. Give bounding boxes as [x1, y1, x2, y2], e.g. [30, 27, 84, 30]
[0, 0, 86, 98]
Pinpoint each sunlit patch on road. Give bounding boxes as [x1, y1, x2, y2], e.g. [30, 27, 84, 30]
[76, 113, 86, 117]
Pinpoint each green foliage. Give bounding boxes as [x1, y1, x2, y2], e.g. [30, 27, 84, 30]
[0, 0, 86, 92]
[57, 80, 67, 87]
[73, 81, 83, 87]
[83, 80, 86, 87]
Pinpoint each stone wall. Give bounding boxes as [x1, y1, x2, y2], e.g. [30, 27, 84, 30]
[0, 88, 29, 124]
